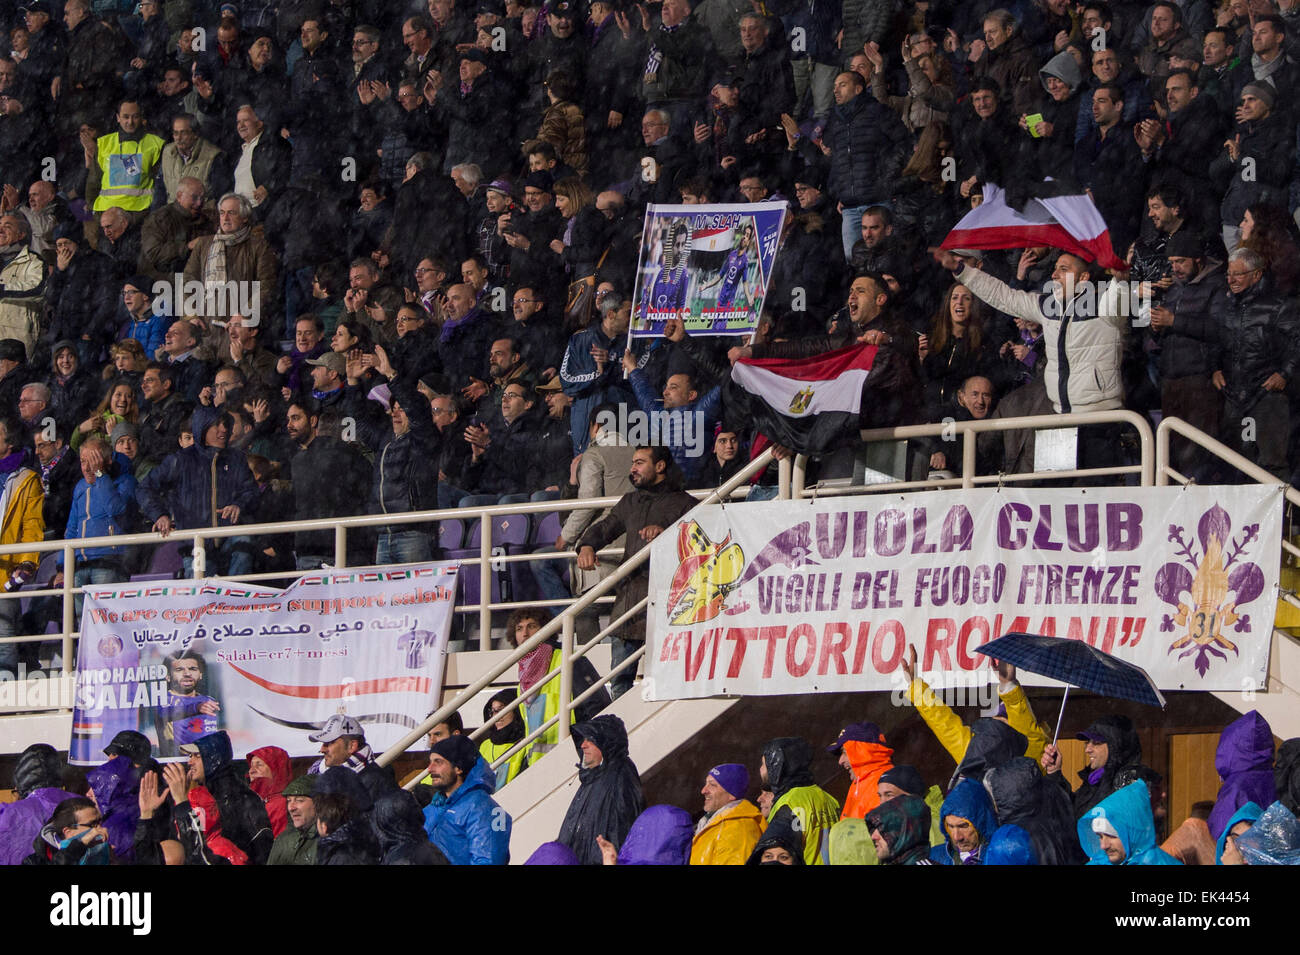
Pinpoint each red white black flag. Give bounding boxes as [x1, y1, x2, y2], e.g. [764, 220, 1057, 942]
[728, 344, 877, 456]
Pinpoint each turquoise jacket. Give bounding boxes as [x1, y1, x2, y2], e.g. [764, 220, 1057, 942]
[1077, 781, 1182, 866]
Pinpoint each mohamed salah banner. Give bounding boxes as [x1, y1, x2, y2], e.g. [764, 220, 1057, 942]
[630, 201, 786, 338]
[67, 563, 457, 764]
[645, 487, 1282, 700]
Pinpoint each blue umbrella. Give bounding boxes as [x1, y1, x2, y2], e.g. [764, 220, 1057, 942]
[975, 632, 1166, 743]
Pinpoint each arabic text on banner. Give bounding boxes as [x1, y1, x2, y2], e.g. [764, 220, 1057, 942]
[68, 563, 458, 765]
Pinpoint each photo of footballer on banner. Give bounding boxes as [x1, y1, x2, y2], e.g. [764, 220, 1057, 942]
[631, 201, 786, 338]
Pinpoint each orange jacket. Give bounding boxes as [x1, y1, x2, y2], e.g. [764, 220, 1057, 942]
[840, 740, 895, 820]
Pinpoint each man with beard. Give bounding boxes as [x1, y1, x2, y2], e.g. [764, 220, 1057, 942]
[575, 446, 696, 698]
[155, 650, 221, 757]
[267, 776, 319, 864]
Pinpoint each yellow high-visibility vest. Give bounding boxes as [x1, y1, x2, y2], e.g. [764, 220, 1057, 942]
[94, 131, 166, 212]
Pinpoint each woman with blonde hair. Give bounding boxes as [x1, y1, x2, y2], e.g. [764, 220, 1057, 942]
[72, 379, 139, 450]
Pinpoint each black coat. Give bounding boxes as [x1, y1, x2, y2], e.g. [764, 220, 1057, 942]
[557, 715, 644, 865]
[384, 168, 469, 281]
[439, 75, 515, 178]
[1073, 122, 1148, 255]
[987, 757, 1087, 866]
[316, 817, 380, 865]
[823, 93, 909, 207]
[196, 737, 274, 865]
[1056, 713, 1150, 819]
[286, 435, 372, 555]
[1211, 276, 1300, 410]
[1154, 261, 1227, 380]
[1211, 112, 1296, 227]
[373, 791, 450, 865]
[45, 250, 119, 351]
[438, 307, 501, 391]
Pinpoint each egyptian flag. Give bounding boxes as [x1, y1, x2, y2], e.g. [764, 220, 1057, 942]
[940, 182, 1126, 270]
[728, 344, 877, 456]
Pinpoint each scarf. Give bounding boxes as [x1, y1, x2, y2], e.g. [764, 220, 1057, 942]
[518, 641, 555, 692]
[203, 226, 251, 289]
[311, 386, 341, 401]
[1251, 52, 1285, 83]
[307, 743, 375, 776]
[39, 447, 67, 491]
[0, 449, 26, 476]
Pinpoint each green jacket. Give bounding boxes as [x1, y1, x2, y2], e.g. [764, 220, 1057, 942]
[267, 822, 318, 865]
[771, 785, 840, 866]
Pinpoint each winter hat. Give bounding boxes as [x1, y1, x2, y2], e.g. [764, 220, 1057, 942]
[1165, 231, 1205, 259]
[485, 178, 513, 197]
[523, 170, 554, 193]
[878, 764, 925, 796]
[794, 164, 827, 191]
[431, 734, 479, 775]
[0, 339, 24, 363]
[1242, 82, 1276, 109]
[460, 48, 489, 65]
[52, 339, 78, 359]
[110, 421, 140, 446]
[123, 275, 153, 296]
[708, 763, 749, 799]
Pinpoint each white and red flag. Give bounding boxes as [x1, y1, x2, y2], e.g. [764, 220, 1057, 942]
[940, 182, 1126, 270]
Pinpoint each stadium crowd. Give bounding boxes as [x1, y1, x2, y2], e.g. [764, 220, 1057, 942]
[3, 629, 1298, 865]
[0, 0, 1299, 864]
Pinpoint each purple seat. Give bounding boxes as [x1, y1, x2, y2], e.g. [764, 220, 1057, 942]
[532, 512, 563, 546]
[146, 541, 184, 578]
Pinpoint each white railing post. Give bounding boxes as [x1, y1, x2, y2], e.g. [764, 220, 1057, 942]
[962, 430, 977, 489]
[61, 543, 75, 678]
[192, 537, 206, 578]
[558, 612, 574, 744]
[334, 524, 347, 569]
[780, 456, 794, 499]
[479, 515, 493, 650]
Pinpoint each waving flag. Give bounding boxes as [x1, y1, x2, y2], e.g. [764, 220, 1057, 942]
[940, 182, 1126, 270]
[728, 344, 877, 456]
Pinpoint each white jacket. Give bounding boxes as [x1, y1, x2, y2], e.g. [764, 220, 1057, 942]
[957, 264, 1128, 414]
[0, 246, 46, 356]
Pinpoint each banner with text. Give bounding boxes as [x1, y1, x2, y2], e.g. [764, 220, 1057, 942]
[646, 487, 1281, 700]
[68, 563, 458, 765]
[630, 201, 786, 338]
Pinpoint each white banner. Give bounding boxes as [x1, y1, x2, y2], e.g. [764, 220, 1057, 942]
[645, 487, 1282, 700]
[68, 563, 458, 765]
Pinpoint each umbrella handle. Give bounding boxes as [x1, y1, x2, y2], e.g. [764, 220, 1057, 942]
[1051, 685, 1070, 747]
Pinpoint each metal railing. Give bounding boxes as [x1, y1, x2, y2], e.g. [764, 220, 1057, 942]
[5, 410, 1294, 775]
[791, 409, 1156, 497]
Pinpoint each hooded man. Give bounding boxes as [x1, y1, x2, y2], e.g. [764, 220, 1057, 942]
[1208, 709, 1277, 841]
[376, 790, 450, 865]
[478, 687, 527, 791]
[690, 763, 764, 865]
[1078, 780, 1182, 865]
[180, 730, 273, 865]
[311, 765, 380, 865]
[0, 743, 77, 865]
[609, 804, 694, 865]
[760, 737, 840, 865]
[745, 808, 804, 865]
[929, 777, 999, 865]
[558, 714, 644, 865]
[267, 775, 319, 865]
[829, 721, 894, 820]
[1042, 713, 1151, 818]
[422, 733, 511, 865]
[865, 794, 935, 865]
[986, 756, 1087, 866]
